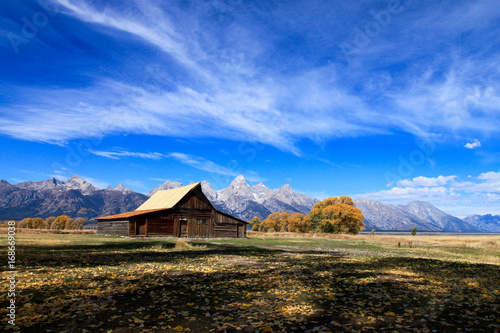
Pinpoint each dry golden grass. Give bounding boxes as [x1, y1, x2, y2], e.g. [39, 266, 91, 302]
[174, 237, 206, 251]
[247, 231, 499, 247]
[245, 231, 500, 265]
[1, 233, 499, 332]
[0, 227, 96, 234]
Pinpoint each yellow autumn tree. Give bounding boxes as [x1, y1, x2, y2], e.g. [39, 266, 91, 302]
[287, 212, 309, 232]
[249, 216, 261, 231]
[260, 212, 286, 232]
[18, 218, 33, 228]
[259, 212, 308, 232]
[73, 217, 86, 230]
[31, 217, 45, 229]
[45, 216, 56, 228]
[309, 196, 364, 234]
[51, 215, 70, 230]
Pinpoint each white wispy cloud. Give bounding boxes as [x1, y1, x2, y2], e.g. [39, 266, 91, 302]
[0, 0, 399, 153]
[167, 152, 265, 183]
[465, 139, 481, 149]
[386, 63, 500, 138]
[87, 149, 265, 182]
[1, 0, 499, 153]
[149, 177, 169, 182]
[396, 175, 457, 188]
[89, 149, 166, 160]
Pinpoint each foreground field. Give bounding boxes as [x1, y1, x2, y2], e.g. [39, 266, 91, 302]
[1, 233, 499, 332]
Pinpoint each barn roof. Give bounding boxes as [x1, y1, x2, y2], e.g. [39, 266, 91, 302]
[135, 182, 204, 211]
[97, 182, 248, 224]
[96, 208, 166, 220]
[97, 182, 207, 221]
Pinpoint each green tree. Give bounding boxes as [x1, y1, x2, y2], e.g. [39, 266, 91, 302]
[308, 196, 364, 234]
[412, 227, 417, 236]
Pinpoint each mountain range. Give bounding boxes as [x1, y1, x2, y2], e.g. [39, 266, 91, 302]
[0, 175, 498, 232]
[355, 199, 482, 232]
[463, 214, 500, 233]
[0, 176, 147, 220]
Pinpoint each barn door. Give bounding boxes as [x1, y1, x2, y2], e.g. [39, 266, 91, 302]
[136, 220, 146, 236]
[179, 220, 188, 237]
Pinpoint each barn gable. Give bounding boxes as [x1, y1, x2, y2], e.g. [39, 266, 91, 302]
[135, 182, 202, 211]
[96, 182, 247, 238]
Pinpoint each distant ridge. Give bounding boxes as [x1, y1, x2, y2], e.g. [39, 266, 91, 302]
[0, 175, 494, 232]
[0, 175, 147, 220]
[355, 199, 441, 231]
[463, 214, 500, 233]
[0, 175, 318, 222]
[397, 201, 482, 232]
[148, 175, 319, 221]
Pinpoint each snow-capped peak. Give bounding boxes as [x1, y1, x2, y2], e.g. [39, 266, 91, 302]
[63, 175, 97, 195]
[147, 180, 183, 197]
[230, 175, 248, 187]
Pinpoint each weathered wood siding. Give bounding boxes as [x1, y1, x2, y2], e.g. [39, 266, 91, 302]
[169, 190, 215, 238]
[97, 220, 130, 236]
[98, 187, 247, 238]
[130, 220, 136, 237]
[239, 224, 246, 238]
[177, 188, 213, 210]
[213, 211, 246, 238]
[214, 222, 238, 237]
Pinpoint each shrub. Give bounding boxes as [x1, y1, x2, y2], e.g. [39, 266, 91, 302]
[175, 238, 192, 250]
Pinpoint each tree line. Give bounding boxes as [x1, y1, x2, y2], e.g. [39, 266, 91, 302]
[249, 196, 365, 234]
[1, 216, 86, 230]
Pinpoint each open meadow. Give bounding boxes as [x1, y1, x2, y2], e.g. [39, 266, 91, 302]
[1, 232, 499, 332]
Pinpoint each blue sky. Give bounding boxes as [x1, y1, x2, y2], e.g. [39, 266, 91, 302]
[1, 0, 499, 217]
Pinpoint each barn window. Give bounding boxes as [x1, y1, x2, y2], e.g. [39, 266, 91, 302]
[197, 219, 207, 225]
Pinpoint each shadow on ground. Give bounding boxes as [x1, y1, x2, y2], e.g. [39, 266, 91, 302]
[4, 240, 499, 333]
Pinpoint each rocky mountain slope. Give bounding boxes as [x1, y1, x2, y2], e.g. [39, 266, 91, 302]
[147, 180, 183, 197]
[398, 201, 481, 232]
[0, 175, 318, 221]
[463, 214, 500, 233]
[0, 175, 494, 232]
[0, 176, 147, 220]
[354, 199, 442, 231]
[149, 175, 319, 221]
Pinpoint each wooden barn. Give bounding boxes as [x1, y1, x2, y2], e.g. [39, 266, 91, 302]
[96, 182, 247, 238]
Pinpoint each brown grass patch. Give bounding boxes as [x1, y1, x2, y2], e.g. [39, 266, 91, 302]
[0, 227, 96, 234]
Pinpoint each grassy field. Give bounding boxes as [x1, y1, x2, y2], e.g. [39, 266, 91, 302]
[1, 233, 499, 332]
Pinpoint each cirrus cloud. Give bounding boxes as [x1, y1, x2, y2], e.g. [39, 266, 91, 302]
[1, 0, 499, 153]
